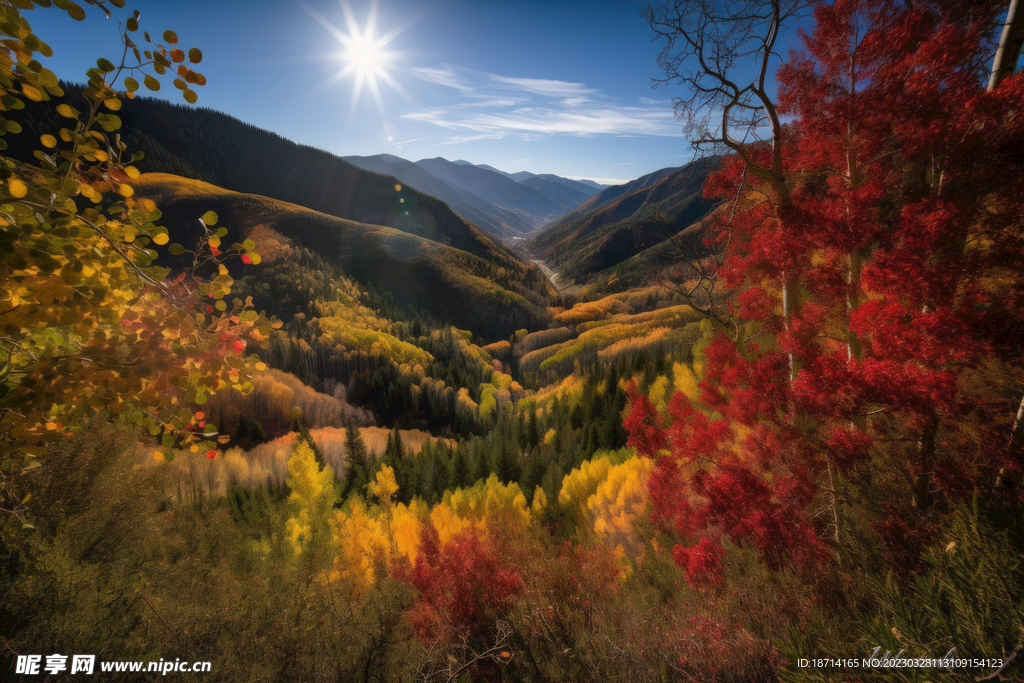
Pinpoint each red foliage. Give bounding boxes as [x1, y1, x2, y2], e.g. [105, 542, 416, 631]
[673, 537, 725, 588]
[406, 523, 524, 644]
[624, 382, 666, 457]
[630, 0, 1023, 594]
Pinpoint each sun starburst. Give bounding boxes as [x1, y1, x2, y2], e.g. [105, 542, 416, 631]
[301, 0, 417, 116]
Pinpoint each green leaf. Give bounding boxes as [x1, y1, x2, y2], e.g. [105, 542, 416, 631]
[195, 392, 207, 405]
[188, 48, 202, 64]
[124, 77, 139, 92]
[95, 113, 121, 132]
[168, 243, 185, 256]
[215, 300, 227, 311]
[66, 1, 85, 20]
[163, 30, 178, 45]
[144, 75, 160, 91]
[126, 17, 138, 32]
[242, 239, 255, 251]
[215, 227, 228, 237]
[201, 210, 218, 226]
[96, 57, 115, 72]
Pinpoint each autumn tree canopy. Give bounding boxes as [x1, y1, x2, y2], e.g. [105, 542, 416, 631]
[0, 0, 280, 530]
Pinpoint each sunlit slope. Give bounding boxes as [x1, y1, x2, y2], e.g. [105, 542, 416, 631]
[137, 174, 555, 337]
[529, 158, 720, 283]
[11, 84, 516, 265]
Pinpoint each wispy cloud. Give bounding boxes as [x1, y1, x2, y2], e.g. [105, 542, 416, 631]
[490, 75, 596, 97]
[436, 132, 510, 145]
[402, 65, 682, 142]
[404, 106, 678, 138]
[410, 67, 475, 92]
[450, 98, 524, 108]
[639, 96, 674, 106]
[403, 66, 684, 142]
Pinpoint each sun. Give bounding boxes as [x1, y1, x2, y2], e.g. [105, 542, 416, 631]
[345, 34, 382, 77]
[301, 0, 416, 114]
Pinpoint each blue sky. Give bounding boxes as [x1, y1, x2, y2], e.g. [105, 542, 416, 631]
[29, 0, 754, 184]
[22, 1, 1024, 185]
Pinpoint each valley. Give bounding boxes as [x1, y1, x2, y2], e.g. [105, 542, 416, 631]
[2, 2, 1023, 683]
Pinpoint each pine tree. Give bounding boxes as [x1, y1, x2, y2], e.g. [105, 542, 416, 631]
[340, 424, 370, 500]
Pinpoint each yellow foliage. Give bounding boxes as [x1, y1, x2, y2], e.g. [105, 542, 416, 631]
[647, 375, 671, 414]
[531, 486, 548, 520]
[543, 428, 557, 445]
[559, 457, 613, 522]
[429, 500, 472, 545]
[673, 361, 701, 402]
[331, 499, 383, 589]
[368, 465, 399, 505]
[285, 440, 336, 556]
[392, 500, 428, 564]
[588, 456, 654, 553]
[443, 474, 533, 537]
[559, 454, 654, 557]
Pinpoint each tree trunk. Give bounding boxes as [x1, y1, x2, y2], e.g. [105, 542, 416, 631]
[988, 0, 1024, 92]
[913, 413, 940, 509]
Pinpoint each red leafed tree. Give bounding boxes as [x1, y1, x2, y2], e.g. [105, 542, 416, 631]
[406, 523, 525, 646]
[640, 0, 1024, 581]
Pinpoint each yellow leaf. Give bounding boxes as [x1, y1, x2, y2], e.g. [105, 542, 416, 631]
[56, 104, 76, 118]
[118, 183, 134, 197]
[153, 450, 165, 461]
[8, 179, 27, 198]
[104, 98, 122, 110]
[40, 134, 57, 148]
[208, 236, 221, 249]
[152, 233, 169, 245]
[125, 166, 140, 179]
[255, 362, 267, 371]
[22, 84, 43, 101]
[93, 149, 109, 162]
[45, 422, 57, 431]
[190, 445, 199, 453]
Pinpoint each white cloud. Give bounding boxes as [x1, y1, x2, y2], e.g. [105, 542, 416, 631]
[411, 67, 476, 92]
[639, 96, 674, 106]
[404, 105, 679, 137]
[404, 65, 684, 140]
[490, 75, 597, 97]
[436, 132, 510, 145]
[451, 98, 524, 108]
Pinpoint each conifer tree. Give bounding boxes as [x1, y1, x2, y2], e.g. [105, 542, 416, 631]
[340, 424, 370, 500]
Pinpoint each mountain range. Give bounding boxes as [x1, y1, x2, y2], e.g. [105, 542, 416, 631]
[529, 158, 721, 286]
[343, 155, 606, 239]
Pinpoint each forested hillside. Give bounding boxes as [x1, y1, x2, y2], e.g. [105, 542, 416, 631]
[530, 158, 720, 284]
[5, 84, 515, 264]
[135, 173, 556, 338]
[3, 1, 1024, 683]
